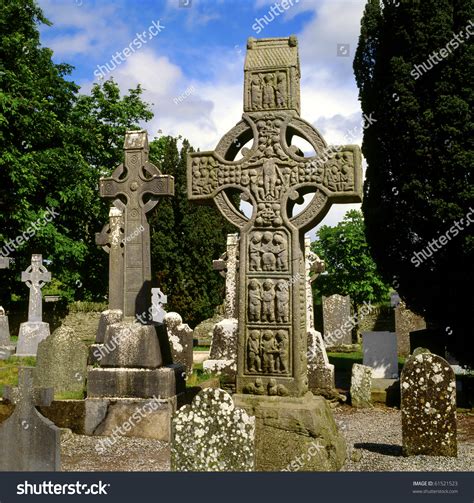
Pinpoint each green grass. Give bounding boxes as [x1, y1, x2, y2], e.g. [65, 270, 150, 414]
[186, 364, 215, 387]
[54, 390, 85, 400]
[193, 346, 210, 352]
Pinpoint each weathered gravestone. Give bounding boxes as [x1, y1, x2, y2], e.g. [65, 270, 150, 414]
[188, 36, 360, 470]
[164, 312, 193, 378]
[305, 237, 335, 393]
[322, 294, 352, 346]
[350, 363, 373, 408]
[171, 388, 255, 471]
[98, 130, 174, 318]
[16, 255, 51, 356]
[362, 331, 399, 379]
[0, 367, 60, 471]
[395, 301, 426, 357]
[401, 349, 457, 457]
[0, 257, 15, 359]
[151, 287, 168, 323]
[86, 130, 184, 442]
[34, 326, 88, 395]
[213, 233, 240, 319]
[203, 318, 238, 379]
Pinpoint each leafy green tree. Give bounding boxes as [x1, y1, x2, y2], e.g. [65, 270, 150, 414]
[149, 136, 235, 327]
[0, 1, 153, 302]
[354, 0, 474, 365]
[311, 210, 391, 310]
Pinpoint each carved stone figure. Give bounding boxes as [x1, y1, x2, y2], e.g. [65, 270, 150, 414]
[275, 330, 288, 373]
[261, 331, 277, 373]
[249, 232, 262, 271]
[247, 330, 262, 372]
[261, 280, 275, 322]
[248, 279, 262, 322]
[261, 232, 276, 270]
[275, 280, 289, 323]
[263, 74, 275, 108]
[275, 73, 287, 108]
[251, 75, 262, 109]
[273, 232, 287, 271]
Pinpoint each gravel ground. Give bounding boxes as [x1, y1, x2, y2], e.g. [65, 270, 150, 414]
[60, 405, 473, 472]
[334, 405, 474, 472]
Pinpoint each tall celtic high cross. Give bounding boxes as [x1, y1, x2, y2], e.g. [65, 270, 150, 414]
[100, 130, 174, 318]
[188, 37, 362, 397]
[22, 254, 51, 323]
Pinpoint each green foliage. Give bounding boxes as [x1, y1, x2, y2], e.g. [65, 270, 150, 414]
[0, 1, 153, 304]
[311, 210, 391, 308]
[354, 0, 474, 365]
[149, 137, 235, 327]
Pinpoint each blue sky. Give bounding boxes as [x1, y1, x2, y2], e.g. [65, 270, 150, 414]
[37, 0, 368, 235]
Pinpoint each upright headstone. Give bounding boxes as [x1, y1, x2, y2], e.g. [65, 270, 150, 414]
[188, 36, 359, 470]
[99, 130, 174, 318]
[362, 331, 399, 379]
[395, 301, 426, 357]
[0, 257, 14, 359]
[213, 233, 240, 318]
[322, 294, 352, 346]
[203, 318, 238, 378]
[34, 326, 88, 395]
[16, 255, 51, 356]
[171, 388, 255, 471]
[0, 367, 60, 471]
[151, 288, 168, 323]
[401, 350, 457, 457]
[350, 363, 373, 408]
[305, 237, 334, 393]
[164, 312, 193, 377]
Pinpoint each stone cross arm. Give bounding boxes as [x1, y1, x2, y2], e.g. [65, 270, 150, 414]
[188, 117, 362, 231]
[4, 368, 53, 408]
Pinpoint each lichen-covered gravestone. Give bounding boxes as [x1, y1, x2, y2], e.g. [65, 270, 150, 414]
[164, 312, 193, 377]
[350, 363, 373, 408]
[322, 294, 352, 346]
[16, 254, 51, 356]
[171, 388, 255, 471]
[203, 318, 238, 378]
[0, 367, 60, 471]
[34, 326, 88, 395]
[401, 350, 457, 457]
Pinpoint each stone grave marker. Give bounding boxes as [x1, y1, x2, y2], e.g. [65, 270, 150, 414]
[322, 294, 352, 346]
[0, 367, 60, 471]
[99, 130, 174, 318]
[401, 350, 457, 457]
[34, 326, 88, 395]
[187, 36, 362, 397]
[395, 301, 426, 357]
[171, 388, 255, 471]
[203, 318, 238, 378]
[362, 331, 399, 379]
[350, 363, 373, 408]
[86, 130, 183, 442]
[188, 36, 358, 470]
[163, 312, 193, 377]
[0, 257, 15, 359]
[213, 233, 240, 318]
[16, 254, 51, 356]
[151, 287, 168, 323]
[305, 237, 334, 393]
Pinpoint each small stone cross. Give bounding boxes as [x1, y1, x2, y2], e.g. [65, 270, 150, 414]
[21, 255, 51, 323]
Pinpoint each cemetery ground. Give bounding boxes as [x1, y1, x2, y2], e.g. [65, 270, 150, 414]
[1, 328, 472, 472]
